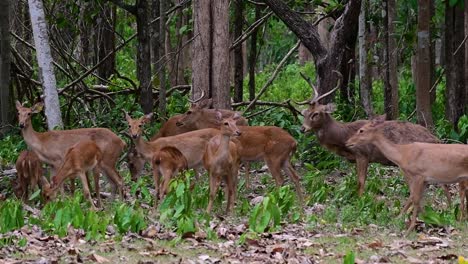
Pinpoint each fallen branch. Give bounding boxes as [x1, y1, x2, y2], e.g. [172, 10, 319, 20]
[233, 99, 301, 117]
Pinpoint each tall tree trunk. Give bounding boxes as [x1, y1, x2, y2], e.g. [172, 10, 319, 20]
[96, 3, 116, 79]
[233, 0, 244, 103]
[383, 0, 399, 120]
[465, 0, 468, 113]
[152, 0, 160, 81]
[136, 0, 153, 114]
[211, 0, 230, 109]
[158, 0, 167, 117]
[358, 0, 373, 117]
[0, 0, 11, 134]
[445, 3, 465, 127]
[430, 0, 436, 103]
[28, 0, 63, 129]
[416, 0, 434, 128]
[191, 0, 211, 100]
[248, 5, 260, 101]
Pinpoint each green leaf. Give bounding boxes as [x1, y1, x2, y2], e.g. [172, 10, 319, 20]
[29, 189, 41, 201]
[257, 211, 271, 233]
[449, 0, 459, 7]
[343, 251, 355, 264]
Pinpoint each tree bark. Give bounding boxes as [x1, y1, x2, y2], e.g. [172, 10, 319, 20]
[211, 0, 230, 109]
[192, 0, 211, 101]
[233, 0, 244, 103]
[383, 0, 399, 120]
[158, 0, 167, 117]
[96, 3, 116, 79]
[136, 0, 153, 114]
[416, 0, 434, 128]
[28, 0, 63, 129]
[465, 0, 468, 113]
[358, 0, 373, 117]
[248, 5, 261, 102]
[151, 0, 160, 80]
[263, 0, 361, 103]
[0, 0, 11, 133]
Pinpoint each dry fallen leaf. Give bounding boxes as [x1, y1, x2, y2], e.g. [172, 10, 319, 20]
[88, 253, 110, 263]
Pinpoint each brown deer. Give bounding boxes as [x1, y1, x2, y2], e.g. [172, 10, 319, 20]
[204, 112, 242, 214]
[42, 141, 102, 209]
[16, 101, 125, 199]
[14, 150, 42, 201]
[459, 180, 468, 220]
[176, 108, 303, 204]
[127, 97, 248, 179]
[298, 73, 450, 202]
[154, 146, 188, 199]
[125, 112, 219, 203]
[346, 118, 468, 234]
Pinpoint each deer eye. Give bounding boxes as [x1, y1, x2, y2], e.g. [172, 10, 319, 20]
[359, 129, 364, 133]
[27, 113, 31, 116]
[138, 124, 142, 128]
[187, 111, 192, 115]
[224, 122, 228, 126]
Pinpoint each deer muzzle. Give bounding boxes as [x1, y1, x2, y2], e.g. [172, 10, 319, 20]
[19, 123, 25, 129]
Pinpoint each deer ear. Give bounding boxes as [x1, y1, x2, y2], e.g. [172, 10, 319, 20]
[15, 101, 23, 110]
[215, 111, 223, 121]
[324, 103, 336, 113]
[124, 111, 132, 123]
[40, 176, 50, 189]
[301, 109, 309, 116]
[142, 113, 153, 123]
[371, 114, 386, 124]
[232, 112, 241, 120]
[31, 102, 44, 113]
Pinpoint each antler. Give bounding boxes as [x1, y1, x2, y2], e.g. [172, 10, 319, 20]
[188, 86, 206, 104]
[311, 70, 343, 103]
[295, 72, 318, 105]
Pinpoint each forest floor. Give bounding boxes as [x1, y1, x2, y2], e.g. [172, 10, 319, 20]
[0, 164, 467, 264]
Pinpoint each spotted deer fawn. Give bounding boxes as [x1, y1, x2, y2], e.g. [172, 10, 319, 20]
[14, 150, 42, 201]
[203, 112, 242, 214]
[42, 141, 102, 209]
[346, 118, 468, 234]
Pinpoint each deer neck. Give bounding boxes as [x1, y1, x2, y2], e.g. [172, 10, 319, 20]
[319, 116, 348, 145]
[217, 133, 231, 158]
[21, 119, 43, 151]
[371, 133, 403, 165]
[134, 136, 152, 160]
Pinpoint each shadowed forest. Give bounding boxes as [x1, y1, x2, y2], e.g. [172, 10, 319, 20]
[0, 0, 467, 263]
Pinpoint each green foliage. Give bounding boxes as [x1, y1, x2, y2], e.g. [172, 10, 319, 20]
[343, 251, 355, 264]
[114, 202, 147, 234]
[0, 200, 24, 233]
[0, 134, 25, 166]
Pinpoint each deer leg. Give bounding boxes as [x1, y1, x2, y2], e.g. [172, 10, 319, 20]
[151, 163, 161, 207]
[399, 196, 413, 218]
[440, 184, 452, 208]
[265, 157, 284, 186]
[100, 163, 124, 199]
[356, 157, 369, 196]
[459, 181, 467, 220]
[207, 173, 221, 214]
[244, 162, 251, 189]
[283, 161, 304, 206]
[189, 168, 199, 191]
[159, 166, 176, 201]
[406, 177, 425, 236]
[78, 172, 97, 210]
[93, 168, 101, 208]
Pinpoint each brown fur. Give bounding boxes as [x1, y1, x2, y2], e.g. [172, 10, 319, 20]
[203, 113, 242, 214]
[301, 103, 440, 196]
[16, 101, 125, 199]
[346, 119, 468, 234]
[154, 146, 188, 199]
[14, 150, 42, 201]
[42, 141, 102, 209]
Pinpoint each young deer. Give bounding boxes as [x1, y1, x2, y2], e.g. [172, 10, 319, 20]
[298, 74, 449, 201]
[154, 146, 188, 199]
[16, 102, 125, 199]
[14, 150, 42, 201]
[125, 112, 219, 204]
[203, 112, 242, 214]
[176, 108, 303, 204]
[346, 118, 468, 234]
[42, 141, 102, 210]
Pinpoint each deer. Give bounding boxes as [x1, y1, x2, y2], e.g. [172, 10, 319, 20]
[154, 146, 188, 199]
[16, 101, 125, 201]
[127, 95, 248, 180]
[125, 112, 220, 204]
[297, 72, 451, 203]
[14, 150, 42, 201]
[204, 112, 242, 214]
[458, 180, 468, 220]
[175, 104, 303, 205]
[346, 117, 468, 234]
[41, 141, 102, 210]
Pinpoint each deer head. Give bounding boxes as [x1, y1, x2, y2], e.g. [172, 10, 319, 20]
[176, 89, 211, 127]
[346, 115, 386, 148]
[16, 101, 44, 129]
[125, 112, 153, 139]
[215, 111, 242, 137]
[298, 71, 343, 133]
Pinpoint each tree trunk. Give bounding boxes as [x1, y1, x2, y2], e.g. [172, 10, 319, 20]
[233, 0, 244, 103]
[248, 5, 261, 101]
[96, 3, 116, 79]
[158, 0, 167, 117]
[430, 0, 436, 103]
[28, 0, 63, 129]
[465, 0, 468, 113]
[211, 0, 230, 109]
[416, 0, 434, 128]
[358, 0, 373, 117]
[383, 0, 399, 120]
[0, 0, 11, 134]
[136, 0, 153, 114]
[191, 0, 211, 101]
[151, 0, 160, 80]
[78, 1, 92, 66]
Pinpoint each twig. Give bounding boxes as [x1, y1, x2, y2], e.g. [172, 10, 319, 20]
[230, 11, 272, 51]
[233, 99, 301, 116]
[242, 41, 300, 114]
[453, 33, 468, 56]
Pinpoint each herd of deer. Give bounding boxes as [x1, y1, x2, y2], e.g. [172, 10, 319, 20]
[11, 79, 468, 235]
